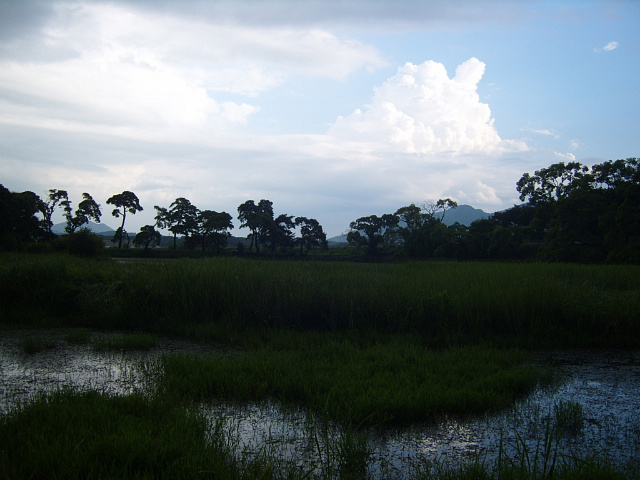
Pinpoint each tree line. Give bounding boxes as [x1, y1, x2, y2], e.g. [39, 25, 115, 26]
[346, 158, 639, 263]
[1, 157, 638, 262]
[0, 186, 328, 255]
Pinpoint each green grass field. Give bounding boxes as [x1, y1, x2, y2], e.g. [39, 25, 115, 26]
[2, 253, 639, 347]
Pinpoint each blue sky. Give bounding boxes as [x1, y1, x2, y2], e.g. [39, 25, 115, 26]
[0, 0, 638, 237]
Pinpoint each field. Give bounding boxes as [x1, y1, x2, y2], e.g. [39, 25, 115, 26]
[1, 253, 639, 479]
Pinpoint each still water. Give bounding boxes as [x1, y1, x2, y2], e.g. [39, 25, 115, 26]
[1, 329, 638, 478]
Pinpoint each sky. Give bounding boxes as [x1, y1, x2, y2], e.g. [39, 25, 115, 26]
[1, 0, 638, 238]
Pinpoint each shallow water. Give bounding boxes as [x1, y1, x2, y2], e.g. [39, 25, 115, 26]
[1, 329, 638, 478]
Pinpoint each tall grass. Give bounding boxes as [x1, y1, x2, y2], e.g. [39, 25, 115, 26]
[0, 388, 312, 480]
[411, 402, 637, 480]
[156, 336, 542, 426]
[2, 253, 639, 347]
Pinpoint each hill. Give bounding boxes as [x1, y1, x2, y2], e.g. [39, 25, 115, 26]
[52, 221, 115, 235]
[441, 204, 490, 226]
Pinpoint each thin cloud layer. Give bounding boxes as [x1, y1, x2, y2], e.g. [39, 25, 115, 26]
[328, 58, 527, 155]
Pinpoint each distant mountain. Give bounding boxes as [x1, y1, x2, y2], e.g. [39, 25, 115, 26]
[441, 204, 490, 226]
[52, 221, 115, 235]
[327, 205, 490, 245]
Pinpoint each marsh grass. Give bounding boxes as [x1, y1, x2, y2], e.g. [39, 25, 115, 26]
[412, 406, 634, 480]
[157, 334, 543, 426]
[552, 400, 585, 437]
[0, 388, 312, 480]
[2, 254, 639, 348]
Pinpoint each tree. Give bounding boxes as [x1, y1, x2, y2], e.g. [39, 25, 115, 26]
[348, 214, 398, 256]
[39, 189, 69, 237]
[516, 162, 591, 204]
[168, 197, 199, 248]
[393, 200, 457, 257]
[394, 204, 437, 256]
[64, 193, 102, 234]
[107, 191, 143, 248]
[295, 217, 328, 255]
[268, 213, 296, 253]
[0, 185, 44, 249]
[134, 225, 162, 251]
[237, 199, 275, 253]
[196, 210, 233, 253]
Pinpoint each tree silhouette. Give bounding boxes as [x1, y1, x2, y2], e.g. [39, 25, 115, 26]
[134, 225, 162, 251]
[64, 193, 101, 234]
[0, 185, 44, 249]
[39, 189, 69, 238]
[295, 217, 327, 255]
[196, 210, 233, 252]
[107, 191, 143, 248]
[237, 199, 274, 253]
[348, 214, 398, 256]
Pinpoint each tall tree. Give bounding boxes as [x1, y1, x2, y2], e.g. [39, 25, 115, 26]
[168, 197, 199, 248]
[420, 198, 458, 221]
[348, 214, 398, 256]
[516, 162, 591, 204]
[64, 193, 102, 234]
[0, 185, 44, 249]
[394, 204, 439, 256]
[237, 199, 274, 253]
[295, 217, 327, 255]
[39, 189, 69, 237]
[107, 191, 143, 248]
[196, 210, 233, 253]
[268, 213, 296, 252]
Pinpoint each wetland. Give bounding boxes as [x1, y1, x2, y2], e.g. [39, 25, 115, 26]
[1, 254, 639, 479]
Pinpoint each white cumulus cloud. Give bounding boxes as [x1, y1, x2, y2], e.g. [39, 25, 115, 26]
[328, 58, 526, 155]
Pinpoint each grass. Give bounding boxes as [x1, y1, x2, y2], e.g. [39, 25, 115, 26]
[411, 401, 637, 480]
[1, 252, 638, 478]
[0, 388, 312, 480]
[1, 253, 639, 348]
[156, 332, 544, 426]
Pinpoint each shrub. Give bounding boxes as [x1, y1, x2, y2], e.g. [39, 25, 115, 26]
[54, 228, 105, 257]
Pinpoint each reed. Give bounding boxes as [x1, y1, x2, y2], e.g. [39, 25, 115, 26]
[156, 335, 542, 426]
[2, 253, 639, 347]
[0, 388, 311, 480]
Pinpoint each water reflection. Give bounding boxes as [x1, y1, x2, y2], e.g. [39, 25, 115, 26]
[1, 329, 638, 478]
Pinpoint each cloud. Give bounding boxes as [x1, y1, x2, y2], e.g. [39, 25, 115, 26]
[0, 3, 536, 237]
[0, 2, 387, 143]
[328, 58, 527, 155]
[594, 41, 619, 52]
[533, 128, 560, 139]
[554, 151, 576, 161]
[114, 0, 528, 31]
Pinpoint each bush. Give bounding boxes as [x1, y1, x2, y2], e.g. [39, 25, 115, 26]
[54, 228, 106, 257]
